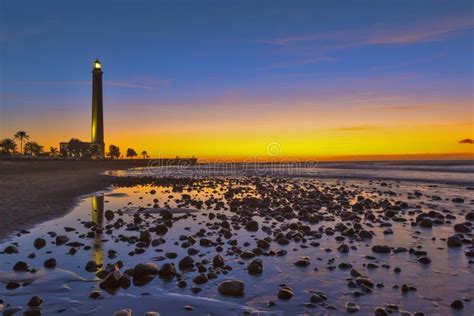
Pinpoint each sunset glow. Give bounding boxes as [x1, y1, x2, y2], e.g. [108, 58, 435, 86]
[1, 1, 473, 160]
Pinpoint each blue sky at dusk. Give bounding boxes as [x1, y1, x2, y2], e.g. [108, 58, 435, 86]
[1, 0, 473, 159]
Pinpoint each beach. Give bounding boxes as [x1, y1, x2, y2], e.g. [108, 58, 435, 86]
[0, 160, 151, 241]
[0, 161, 472, 315]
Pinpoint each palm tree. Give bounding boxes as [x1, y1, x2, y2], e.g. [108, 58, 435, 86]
[14, 131, 29, 155]
[141, 150, 148, 159]
[108, 145, 120, 160]
[49, 147, 58, 157]
[24, 141, 43, 156]
[0, 138, 17, 155]
[126, 148, 137, 159]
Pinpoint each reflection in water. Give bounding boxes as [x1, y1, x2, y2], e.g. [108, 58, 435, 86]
[91, 195, 104, 266]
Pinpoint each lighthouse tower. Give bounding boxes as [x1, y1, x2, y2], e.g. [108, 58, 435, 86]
[91, 59, 105, 158]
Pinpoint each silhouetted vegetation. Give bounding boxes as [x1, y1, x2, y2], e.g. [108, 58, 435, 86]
[126, 148, 137, 159]
[0, 138, 17, 155]
[141, 150, 148, 159]
[108, 145, 121, 159]
[49, 147, 59, 157]
[14, 131, 29, 155]
[24, 141, 44, 156]
[61, 138, 99, 159]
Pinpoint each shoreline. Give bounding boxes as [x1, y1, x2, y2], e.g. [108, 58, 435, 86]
[0, 160, 151, 241]
[2, 159, 472, 241]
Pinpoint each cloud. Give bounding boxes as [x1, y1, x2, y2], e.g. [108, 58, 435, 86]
[367, 17, 473, 45]
[258, 15, 473, 47]
[459, 138, 474, 144]
[252, 15, 473, 71]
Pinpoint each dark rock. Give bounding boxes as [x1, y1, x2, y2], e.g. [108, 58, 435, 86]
[245, 220, 259, 231]
[133, 262, 159, 280]
[193, 273, 208, 284]
[33, 238, 46, 249]
[139, 231, 152, 243]
[85, 260, 98, 272]
[213, 254, 225, 268]
[13, 261, 29, 271]
[310, 293, 327, 303]
[158, 263, 176, 278]
[418, 219, 432, 228]
[277, 287, 293, 300]
[372, 245, 391, 254]
[43, 258, 56, 269]
[346, 302, 360, 313]
[451, 300, 463, 309]
[178, 256, 195, 270]
[466, 212, 474, 221]
[454, 223, 471, 233]
[99, 271, 122, 290]
[155, 224, 168, 235]
[160, 209, 173, 220]
[257, 239, 270, 249]
[338, 244, 349, 253]
[294, 257, 310, 267]
[3, 245, 18, 254]
[218, 280, 245, 296]
[447, 236, 462, 248]
[418, 256, 431, 264]
[374, 307, 389, 316]
[27, 296, 43, 307]
[247, 259, 263, 275]
[55, 235, 69, 246]
[6, 281, 20, 290]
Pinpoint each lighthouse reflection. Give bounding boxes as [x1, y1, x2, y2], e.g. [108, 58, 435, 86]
[91, 195, 104, 266]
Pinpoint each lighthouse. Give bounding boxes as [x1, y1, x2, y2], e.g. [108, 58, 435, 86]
[91, 59, 105, 158]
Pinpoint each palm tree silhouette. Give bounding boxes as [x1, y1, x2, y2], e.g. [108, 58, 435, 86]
[14, 131, 29, 155]
[50, 147, 58, 157]
[0, 138, 18, 155]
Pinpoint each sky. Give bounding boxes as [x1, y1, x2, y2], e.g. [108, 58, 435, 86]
[1, 0, 473, 160]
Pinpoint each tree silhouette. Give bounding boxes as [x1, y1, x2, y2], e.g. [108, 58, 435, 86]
[0, 138, 17, 155]
[108, 145, 120, 159]
[49, 147, 58, 157]
[141, 150, 148, 159]
[126, 148, 138, 159]
[14, 131, 29, 155]
[24, 141, 43, 156]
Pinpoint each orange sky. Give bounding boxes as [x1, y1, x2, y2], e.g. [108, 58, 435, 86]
[2, 96, 472, 161]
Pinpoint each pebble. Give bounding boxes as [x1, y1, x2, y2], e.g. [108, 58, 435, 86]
[218, 280, 245, 296]
[43, 258, 56, 269]
[372, 245, 391, 254]
[450, 299, 464, 309]
[114, 309, 132, 316]
[13, 261, 29, 271]
[346, 301, 360, 313]
[27, 296, 43, 307]
[247, 259, 263, 275]
[277, 287, 293, 300]
[33, 238, 46, 249]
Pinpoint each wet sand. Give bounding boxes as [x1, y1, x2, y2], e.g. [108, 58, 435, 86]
[0, 174, 472, 315]
[0, 160, 150, 241]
